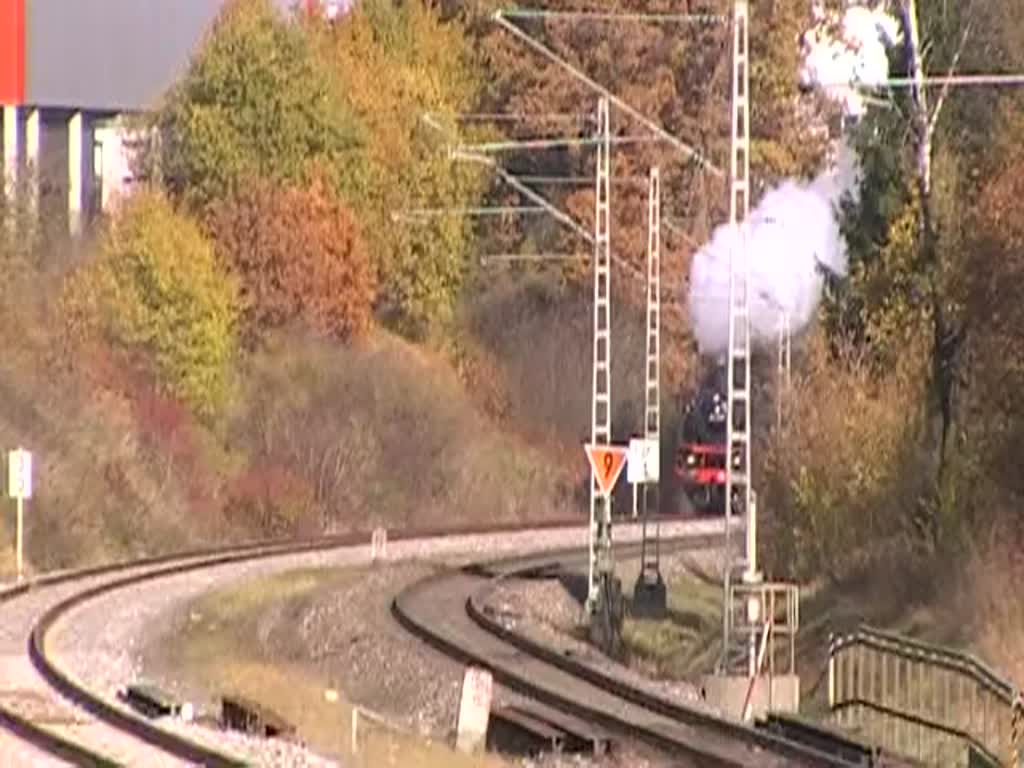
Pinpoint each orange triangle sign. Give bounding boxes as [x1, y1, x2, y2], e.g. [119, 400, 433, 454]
[584, 444, 628, 496]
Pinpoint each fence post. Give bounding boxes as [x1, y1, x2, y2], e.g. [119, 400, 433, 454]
[1011, 694, 1022, 768]
[828, 633, 836, 710]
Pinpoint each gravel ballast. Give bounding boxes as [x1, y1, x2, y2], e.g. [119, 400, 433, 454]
[36, 519, 728, 767]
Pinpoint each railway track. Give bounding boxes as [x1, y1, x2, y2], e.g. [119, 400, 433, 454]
[0, 515, 705, 767]
[393, 535, 882, 768]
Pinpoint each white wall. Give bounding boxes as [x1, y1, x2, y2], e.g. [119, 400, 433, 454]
[92, 117, 146, 214]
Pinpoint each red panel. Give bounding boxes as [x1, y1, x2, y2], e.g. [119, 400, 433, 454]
[0, 0, 25, 104]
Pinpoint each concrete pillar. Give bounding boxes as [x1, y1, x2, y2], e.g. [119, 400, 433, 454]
[24, 108, 39, 217]
[3, 105, 17, 202]
[68, 111, 83, 235]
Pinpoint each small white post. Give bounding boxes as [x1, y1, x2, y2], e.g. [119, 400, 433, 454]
[2, 105, 17, 203]
[68, 111, 83, 235]
[8, 448, 32, 583]
[16, 496, 23, 582]
[25, 108, 39, 219]
[351, 706, 359, 754]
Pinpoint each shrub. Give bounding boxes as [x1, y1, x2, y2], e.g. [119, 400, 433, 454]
[209, 171, 376, 344]
[89, 189, 240, 419]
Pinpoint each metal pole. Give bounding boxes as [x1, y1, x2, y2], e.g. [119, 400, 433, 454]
[586, 98, 613, 615]
[722, 0, 752, 675]
[641, 166, 662, 582]
[16, 496, 23, 582]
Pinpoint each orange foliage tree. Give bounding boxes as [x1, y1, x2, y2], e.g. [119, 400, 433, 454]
[209, 172, 376, 344]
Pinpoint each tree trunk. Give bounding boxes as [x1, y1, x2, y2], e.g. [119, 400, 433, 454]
[898, 0, 967, 539]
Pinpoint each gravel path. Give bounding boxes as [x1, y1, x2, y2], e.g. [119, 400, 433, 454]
[36, 519, 727, 767]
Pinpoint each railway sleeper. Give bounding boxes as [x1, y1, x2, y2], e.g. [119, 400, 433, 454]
[117, 683, 181, 720]
[220, 694, 295, 740]
[488, 701, 614, 757]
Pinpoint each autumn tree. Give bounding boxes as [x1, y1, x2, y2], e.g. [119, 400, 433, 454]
[210, 171, 376, 345]
[822, 0, 1024, 546]
[313, 1, 489, 337]
[149, 0, 366, 213]
[77, 189, 240, 419]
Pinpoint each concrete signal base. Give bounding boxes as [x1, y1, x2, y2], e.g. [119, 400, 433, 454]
[631, 571, 667, 620]
[700, 674, 801, 721]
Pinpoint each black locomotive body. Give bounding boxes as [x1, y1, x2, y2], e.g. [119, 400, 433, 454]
[674, 362, 738, 515]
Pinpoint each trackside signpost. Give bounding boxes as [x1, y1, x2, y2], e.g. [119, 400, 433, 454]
[584, 443, 627, 496]
[8, 447, 32, 582]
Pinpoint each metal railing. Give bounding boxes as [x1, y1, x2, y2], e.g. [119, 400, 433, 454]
[828, 625, 1024, 767]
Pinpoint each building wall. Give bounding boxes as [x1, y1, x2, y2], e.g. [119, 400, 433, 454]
[0, 0, 25, 104]
[4, 0, 302, 112]
[26, 0, 229, 112]
[2, 0, 328, 224]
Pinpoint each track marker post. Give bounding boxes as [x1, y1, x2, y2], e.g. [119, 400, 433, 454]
[583, 441, 627, 656]
[8, 447, 32, 582]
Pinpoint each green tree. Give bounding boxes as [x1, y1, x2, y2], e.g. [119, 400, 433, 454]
[150, 0, 365, 212]
[315, 1, 488, 337]
[89, 189, 240, 419]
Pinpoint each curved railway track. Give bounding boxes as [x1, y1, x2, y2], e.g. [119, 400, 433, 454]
[0, 515, 707, 767]
[393, 535, 878, 768]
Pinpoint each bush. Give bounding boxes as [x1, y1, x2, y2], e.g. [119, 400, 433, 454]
[209, 171, 376, 345]
[229, 327, 572, 532]
[87, 189, 240, 419]
[760, 329, 929, 581]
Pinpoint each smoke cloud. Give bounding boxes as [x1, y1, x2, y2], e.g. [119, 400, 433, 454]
[686, 2, 901, 357]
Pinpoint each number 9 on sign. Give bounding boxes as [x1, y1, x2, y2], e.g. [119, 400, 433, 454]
[8, 449, 32, 500]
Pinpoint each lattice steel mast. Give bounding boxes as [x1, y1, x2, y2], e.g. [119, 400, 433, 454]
[586, 97, 614, 617]
[639, 166, 662, 581]
[721, 0, 752, 673]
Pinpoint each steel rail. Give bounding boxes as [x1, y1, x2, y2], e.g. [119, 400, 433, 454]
[0, 514, 690, 766]
[393, 538, 882, 768]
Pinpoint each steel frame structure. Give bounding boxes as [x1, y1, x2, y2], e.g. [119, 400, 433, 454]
[721, 0, 755, 676]
[638, 166, 662, 583]
[585, 97, 614, 615]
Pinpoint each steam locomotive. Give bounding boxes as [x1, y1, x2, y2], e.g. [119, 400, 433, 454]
[673, 363, 741, 515]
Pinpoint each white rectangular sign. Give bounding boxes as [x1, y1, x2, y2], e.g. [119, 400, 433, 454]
[627, 438, 659, 484]
[455, 666, 493, 754]
[8, 449, 32, 500]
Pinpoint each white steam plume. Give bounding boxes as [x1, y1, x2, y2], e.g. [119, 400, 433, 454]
[686, 1, 901, 357]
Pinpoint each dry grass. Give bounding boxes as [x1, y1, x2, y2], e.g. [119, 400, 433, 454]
[619, 561, 723, 681]
[229, 325, 575, 534]
[956, 521, 1024, 687]
[163, 567, 510, 768]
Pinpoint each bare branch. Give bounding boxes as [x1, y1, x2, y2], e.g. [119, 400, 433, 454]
[928, 10, 975, 134]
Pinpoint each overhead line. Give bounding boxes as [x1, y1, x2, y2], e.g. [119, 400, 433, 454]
[444, 112, 587, 122]
[456, 135, 667, 153]
[499, 8, 726, 24]
[478, 253, 588, 264]
[845, 73, 1024, 89]
[392, 206, 549, 221]
[492, 11, 723, 178]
